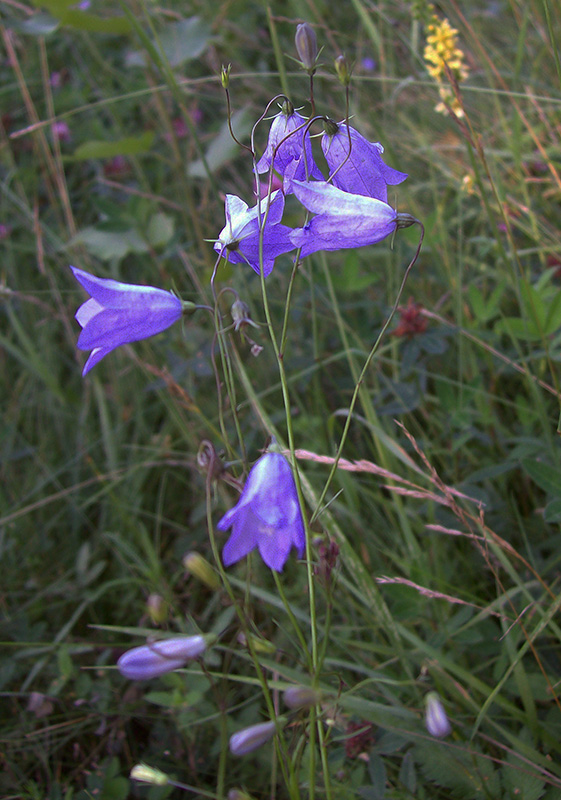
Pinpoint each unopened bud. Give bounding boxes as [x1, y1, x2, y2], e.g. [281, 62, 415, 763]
[183, 552, 220, 591]
[237, 631, 276, 654]
[231, 299, 258, 332]
[334, 54, 351, 86]
[146, 593, 168, 624]
[295, 23, 318, 74]
[221, 64, 231, 89]
[425, 692, 452, 738]
[283, 685, 321, 710]
[117, 636, 207, 680]
[229, 719, 284, 756]
[130, 764, 169, 785]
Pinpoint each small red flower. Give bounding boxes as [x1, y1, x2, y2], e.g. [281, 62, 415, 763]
[392, 297, 427, 338]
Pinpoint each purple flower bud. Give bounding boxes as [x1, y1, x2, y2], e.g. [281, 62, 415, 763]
[229, 720, 278, 756]
[283, 685, 321, 710]
[295, 23, 318, 73]
[217, 452, 305, 572]
[425, 692, 452, 738]
[70, 267, 183, 375]
[117, 636, 207, 680]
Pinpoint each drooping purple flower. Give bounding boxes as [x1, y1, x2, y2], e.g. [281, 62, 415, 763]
[425, 692, 452, 738]
[255, 108, 323, 193]
[290, 180, 398, 257]
[322, 121, 407, 202]
[117, 636, 207, 680]
[71, 266, 183, 376]
[217, 452, 305, 572]
[214, 191, 295, 276]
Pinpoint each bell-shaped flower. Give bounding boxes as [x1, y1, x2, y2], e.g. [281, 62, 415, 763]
[217, 452, 305, 572]
[71, 266, 183, 376]
[214, 191, 295, 276]
[117, 636, 207, 680]
[290, 180, 398, 257]
[322, 121, 407, 202]
[255, 108, 323, 193]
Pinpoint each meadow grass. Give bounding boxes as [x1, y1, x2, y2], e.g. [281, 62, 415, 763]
[2, 0, 561, 797]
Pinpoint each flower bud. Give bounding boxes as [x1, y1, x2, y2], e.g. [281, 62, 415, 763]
[130, 764, 169, 786]
[231, 299, 258, 332]
[229, 720, 282, 756]
[295, 23, 318, 74]
[283, 685, 321, 710]
[183, 552, 220, 591]
[425, 692, 452, 738]
[334, 54, 351, 86]
[228, 791, 255, 800]
[146, 593, 168, 624]
[221, 64, 231, 89]
[117, 636, 207, 680]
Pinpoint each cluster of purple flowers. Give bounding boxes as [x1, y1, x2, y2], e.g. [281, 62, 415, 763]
[69, 84, 410, 574]
[215, 106, 409, 274]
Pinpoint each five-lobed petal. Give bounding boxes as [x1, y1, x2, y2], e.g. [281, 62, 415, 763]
[71, 267, 182, 376]
[214, 191, 295, 276]
[217, 452, 305, 572]
[322, 122, 407, 202]
[255, 110, 323, 193]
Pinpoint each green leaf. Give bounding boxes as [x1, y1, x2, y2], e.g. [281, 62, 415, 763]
[126, 16, 211, 68]
[73, 131, 154, 160]
[187, 108, 251, 177]
[156, 17, 211, 67]
[521, 458, 561, 497]
[11, 12, 60, 35]
[502, 753, 545, 800]
[147, 212, 174, 248]
[31, 1, 132, 33]
[544, 497, 561, 522]
[59, 10, 132, 34]
[367, 755, 386, 798]
[70, 227, 149, 261]
[398, 751, 416, 793]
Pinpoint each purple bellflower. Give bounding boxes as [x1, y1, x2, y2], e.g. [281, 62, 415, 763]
[117, 636, 207, 680]
[214, 191, 295, 276]
[71, 266, 183, 376]
[217, 452, 306, 572]
[255, 107, 323, 194]
[322, 121, 407, 202]
[290, 180, 398, 257]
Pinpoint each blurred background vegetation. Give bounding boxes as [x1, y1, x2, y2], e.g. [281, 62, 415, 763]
[2, 0, 561, 797]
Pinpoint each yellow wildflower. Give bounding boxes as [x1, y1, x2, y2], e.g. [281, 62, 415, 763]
[424, 13, 469, 116]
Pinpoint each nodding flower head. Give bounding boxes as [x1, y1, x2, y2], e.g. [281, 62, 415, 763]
[70, 266, 183, 375]
[217, 452, 305, 572]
